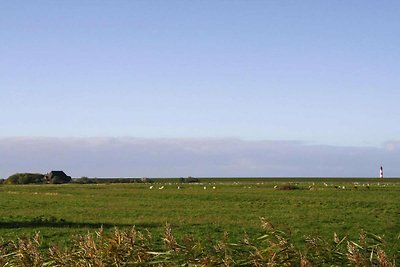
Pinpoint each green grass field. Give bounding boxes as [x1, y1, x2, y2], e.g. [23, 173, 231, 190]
[0, 178, 399, 256]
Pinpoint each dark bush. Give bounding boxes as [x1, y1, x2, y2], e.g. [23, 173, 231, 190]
[277, 183, 299, 190]
[180, 176, 200, 183]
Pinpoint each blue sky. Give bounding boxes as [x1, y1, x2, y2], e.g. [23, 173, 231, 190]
[1, 1, 399, 177]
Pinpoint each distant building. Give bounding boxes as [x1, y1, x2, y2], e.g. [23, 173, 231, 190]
[44, 171, 72, 184]
[380, 166, 384, 179]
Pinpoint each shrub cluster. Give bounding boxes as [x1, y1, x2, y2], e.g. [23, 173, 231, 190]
[277, 183, 300, 190]
[73, 176, 96, 184]
[5, 173, 71, 185]
[72, 177, 155, 184]
[180, 176, 200, 183]
[5, 173, 45, 185]
[0, 218, 396, 266]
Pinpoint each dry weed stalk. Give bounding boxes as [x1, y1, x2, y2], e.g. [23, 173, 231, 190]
[12, 232, 43, 267]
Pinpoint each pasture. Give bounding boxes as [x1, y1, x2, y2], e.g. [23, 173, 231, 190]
[0, 178, 399, 258]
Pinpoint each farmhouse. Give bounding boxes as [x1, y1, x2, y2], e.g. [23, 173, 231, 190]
[44, 171, 71, 184]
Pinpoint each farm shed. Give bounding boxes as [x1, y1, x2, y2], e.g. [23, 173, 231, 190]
[44, 171, 72, 184]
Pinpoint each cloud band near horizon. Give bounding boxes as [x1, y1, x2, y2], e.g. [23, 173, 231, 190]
[0, 137, 398, 178]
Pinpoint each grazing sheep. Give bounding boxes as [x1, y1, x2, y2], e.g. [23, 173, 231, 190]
[149, 186, 153, 190]
[159, 186, 164, 190]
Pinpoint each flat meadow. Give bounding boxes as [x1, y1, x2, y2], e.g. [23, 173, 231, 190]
[0, 178, 399, 264]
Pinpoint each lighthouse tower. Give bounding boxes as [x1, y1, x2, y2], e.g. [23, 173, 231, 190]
[380, 166, 383, 179]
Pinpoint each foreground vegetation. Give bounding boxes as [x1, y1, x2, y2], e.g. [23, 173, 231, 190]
[0, 178, 399, 265]
[0, 218, 397, 266]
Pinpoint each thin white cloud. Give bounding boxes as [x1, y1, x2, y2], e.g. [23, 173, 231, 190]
[0, 137, 398, 178]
